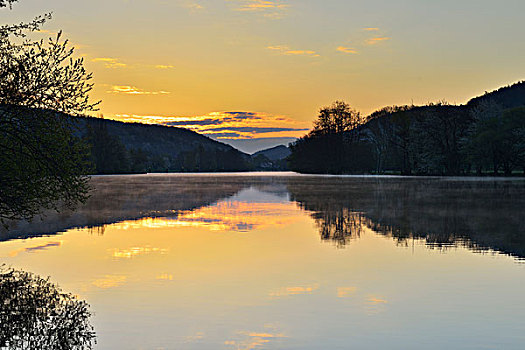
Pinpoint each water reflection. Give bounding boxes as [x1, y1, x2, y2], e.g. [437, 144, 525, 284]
[1, 174, 525, 349]
[287, 177, 525, 259]
[0, 266, 95, 349]
[3, 175, 525, 260]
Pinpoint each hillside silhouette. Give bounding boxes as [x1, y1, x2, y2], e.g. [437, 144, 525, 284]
[289, 81, 525, 176]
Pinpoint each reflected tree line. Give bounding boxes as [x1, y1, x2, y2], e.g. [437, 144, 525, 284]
[0, 266, 95, 349]
[4, 176, 525, 260]
[1, 175, 247, 241]
[287, 177, 525, 259]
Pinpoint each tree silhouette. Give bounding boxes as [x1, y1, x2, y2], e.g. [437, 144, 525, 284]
[0, 3, 97, 225]
[0, 265, 96, 349]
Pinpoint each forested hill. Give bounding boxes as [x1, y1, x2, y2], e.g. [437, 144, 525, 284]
[288, 81, 525, 176]
[74, 115, 254, 174]
[468, 81, 525, 109]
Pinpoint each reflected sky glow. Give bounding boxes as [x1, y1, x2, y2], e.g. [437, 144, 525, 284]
[1, 177, 525, 349]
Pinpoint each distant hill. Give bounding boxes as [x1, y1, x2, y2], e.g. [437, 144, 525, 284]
[253, 145, 291, 161]
[73, 116, 254, 174]
[250, 145, 291, 170]
[70, 115, 292, 174]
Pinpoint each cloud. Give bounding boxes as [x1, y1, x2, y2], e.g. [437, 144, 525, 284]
[155, 64, 175, 69]
[205, 126, 308, 134]
[182, 1, 204, 10]
[366, 37, 390, 45]
[236, 0, 288, 12]
[363, 27, 380, 31]
[92, 57, 127, 68]
[337, 46, 358, 54]
[267, 45, 320, 57]
[108, 85, 171, 95]
[113, 111, 309, 140]
[233, 1, 289, 19]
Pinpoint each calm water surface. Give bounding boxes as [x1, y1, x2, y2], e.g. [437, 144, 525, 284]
[1, 173, 525, 349]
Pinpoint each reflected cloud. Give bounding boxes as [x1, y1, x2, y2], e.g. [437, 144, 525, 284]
[156, 273, 174, 281]
[365, 295, 388, 315]
[109, 201, 299, 232]
[337, 286, 357, 298]
[184, 331, 205, 343]
[8, 241, 62, 257]
[269, 283, 319, 297]
[110, 246, 169, 259]
[225, 329, 287, 350]
[96, 200, 300, 233]
[367, 296, 388, 305]
[92, 275, 127, 289]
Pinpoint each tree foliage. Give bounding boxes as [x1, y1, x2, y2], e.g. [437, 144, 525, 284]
[0, 2, 97, 225]
[289, 83, 525, 175]
[0, 265, 96, 349]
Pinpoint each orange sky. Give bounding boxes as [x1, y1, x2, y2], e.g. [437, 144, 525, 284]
[2, 0, 525, 151]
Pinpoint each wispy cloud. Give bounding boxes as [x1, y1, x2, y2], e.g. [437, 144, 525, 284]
[363, 27, 380, 31]
[337, 46, 358, 54]
[366, 37, 390, 45]
[108, 85, 171, 95]
[236, 0, 288, 12]
[181, 0, 204, 10]
[92, 57, 127, 68]
[155, 64, 175, 69]
[267, 45, 320, 57]
[113, 111, 309, 140]
[233, 0, 289, 19]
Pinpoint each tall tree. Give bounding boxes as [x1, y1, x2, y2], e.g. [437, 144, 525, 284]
[0, 2, 98, 225]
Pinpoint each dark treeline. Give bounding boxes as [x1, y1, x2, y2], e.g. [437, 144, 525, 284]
[79, 116, 254, 174]
[289, 81, 525, 176]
